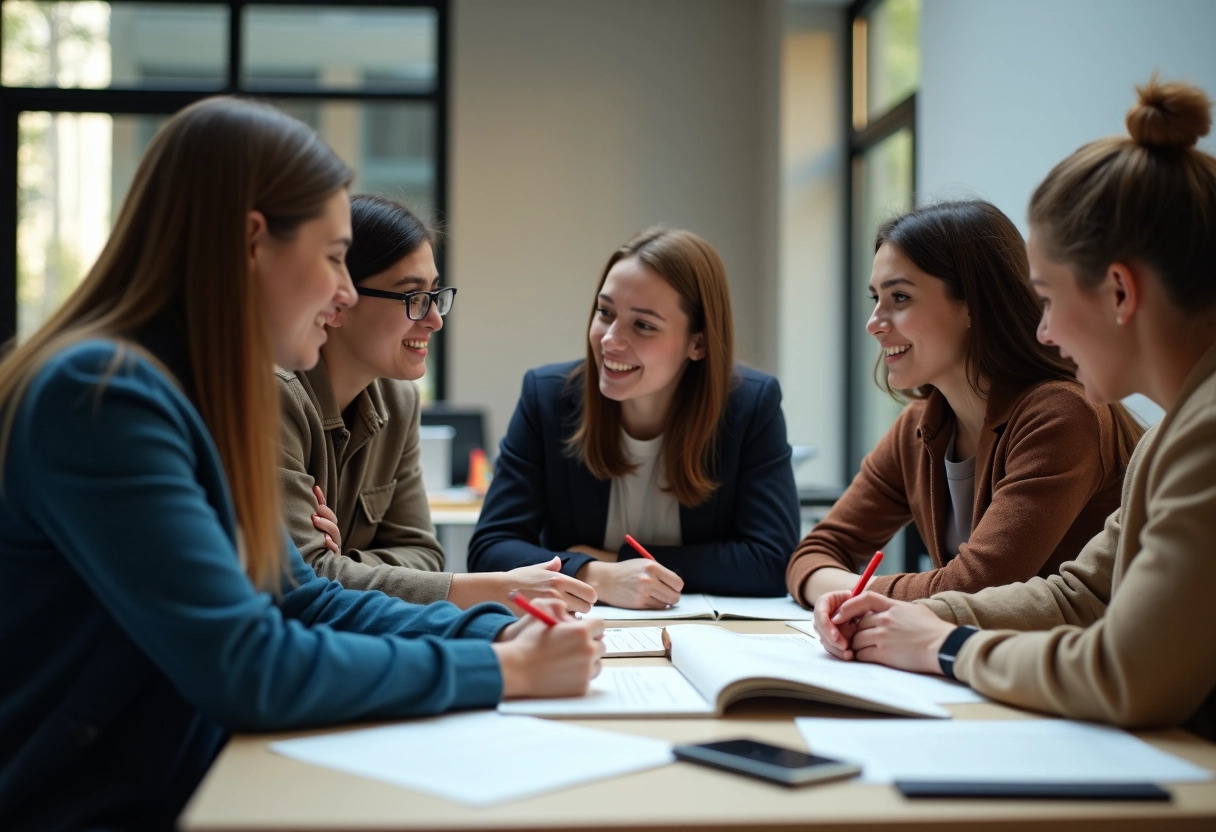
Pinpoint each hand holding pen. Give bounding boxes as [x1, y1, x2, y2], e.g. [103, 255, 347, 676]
[813, 551, 883, 661]
[494, 591, 604, 699]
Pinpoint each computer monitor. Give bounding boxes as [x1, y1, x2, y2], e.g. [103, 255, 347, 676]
[419, 406, 487, 486]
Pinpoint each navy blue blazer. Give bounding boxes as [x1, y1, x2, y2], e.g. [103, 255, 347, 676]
[467, 361, 800, 596]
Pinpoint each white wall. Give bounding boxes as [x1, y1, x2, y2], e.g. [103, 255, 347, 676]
[920, 0, 1216, 225]
[450, 0, 781, 451]
[778, 3, 846, 489]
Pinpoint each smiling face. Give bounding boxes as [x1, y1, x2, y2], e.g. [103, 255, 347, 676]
[252, 189, 356, 371]
[1028, 229, 1127, 404]
[588, 255, 705, 426]
[324, 241, 443, 386]
[866, 242, 972, 395]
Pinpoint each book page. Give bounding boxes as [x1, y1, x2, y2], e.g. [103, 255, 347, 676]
[666, 625, 948, 718]
[704, 594, 816, 620]
[582, 593, 716, 620]
[270, 712, 674, 806]
[796, 718, 1214, 785]
[497, 667, 715, 717]
[603, 626, 666, 657]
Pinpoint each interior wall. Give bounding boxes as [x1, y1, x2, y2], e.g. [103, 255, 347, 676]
[449, 0, 778, 452]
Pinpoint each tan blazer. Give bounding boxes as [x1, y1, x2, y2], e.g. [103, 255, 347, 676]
[277, 359, 452, 604]
[925, 344, 1216, 739]
[788, 380, 1125, 602]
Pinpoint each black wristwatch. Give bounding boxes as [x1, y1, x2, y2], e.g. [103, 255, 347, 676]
[937, 625, 979, 681]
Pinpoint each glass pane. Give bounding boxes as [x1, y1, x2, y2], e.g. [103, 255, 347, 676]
[18, 102, 441, 397]
[17, 111, 161, 338]
[849, 127, 913, 472]
[1, 2, 227, 89]
[242, 5, 437, 92]
[864, 0, 919, 122]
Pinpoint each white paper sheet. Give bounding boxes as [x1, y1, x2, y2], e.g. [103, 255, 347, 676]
[497, 667, 715, 717]
[583, 594, 716, 620]
[796, 718, 1214, 785]
[270, 711, 673, 806]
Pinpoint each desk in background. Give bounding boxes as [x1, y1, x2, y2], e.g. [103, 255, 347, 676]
[428, 490, 481, 572]
[181, 620, 1216, 832]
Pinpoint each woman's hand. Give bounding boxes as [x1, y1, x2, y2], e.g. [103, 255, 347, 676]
[576, 559, 684, 609]
[501, 557, 598, 613]
[812, 589, 861, 660]
[833, 592, 956, 675]
[493, 598, 605, 698]
[311, 485, 342, 554]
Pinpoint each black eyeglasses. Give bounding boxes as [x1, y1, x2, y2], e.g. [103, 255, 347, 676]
[354, 286, 457, 321]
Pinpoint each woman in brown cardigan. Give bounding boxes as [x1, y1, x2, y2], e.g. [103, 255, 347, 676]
[787, 200, 1142, 613]
[820, 78, 1216, 739]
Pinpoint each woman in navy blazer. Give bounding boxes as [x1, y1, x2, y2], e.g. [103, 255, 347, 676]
[468, 228, 800, 608]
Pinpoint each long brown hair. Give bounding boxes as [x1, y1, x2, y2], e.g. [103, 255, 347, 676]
[0, 96, 353, 589]
[566, 227, 735, 506]
[874, 200, 1143, 465]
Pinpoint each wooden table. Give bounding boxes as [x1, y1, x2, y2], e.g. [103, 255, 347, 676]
[181, 621, 1216, 832]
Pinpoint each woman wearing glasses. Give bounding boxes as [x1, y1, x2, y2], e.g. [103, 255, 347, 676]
[467, 228, 801, 609]
[278, 194, 597, 611]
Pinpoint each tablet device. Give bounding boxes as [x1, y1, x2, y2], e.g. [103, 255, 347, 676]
[673, 738, 861, 786]
[895, 781, 1171, 800]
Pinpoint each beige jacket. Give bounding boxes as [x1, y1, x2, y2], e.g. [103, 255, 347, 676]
[924, 343, 1216, 739]
[277, 360, 452, 604]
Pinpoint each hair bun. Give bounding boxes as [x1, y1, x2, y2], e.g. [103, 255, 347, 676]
[1126, 76, 1212, 150]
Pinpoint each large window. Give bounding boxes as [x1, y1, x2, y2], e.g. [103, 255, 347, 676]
[843, 0, 919, 569]
[0, 0, 451, 399]
[844, 0, 918, 479]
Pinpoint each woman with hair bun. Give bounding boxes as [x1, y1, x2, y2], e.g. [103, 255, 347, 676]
[824, 77, 1216, 739]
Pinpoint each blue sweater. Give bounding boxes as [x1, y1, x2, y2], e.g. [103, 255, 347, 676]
[0, 340, 514, 830]
[467, 361, 800, 595]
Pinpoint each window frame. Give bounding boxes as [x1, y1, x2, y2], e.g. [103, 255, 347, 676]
[0, 0, 453, 397]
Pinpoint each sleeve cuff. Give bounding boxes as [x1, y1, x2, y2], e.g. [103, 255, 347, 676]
[559, 552, 595, 578]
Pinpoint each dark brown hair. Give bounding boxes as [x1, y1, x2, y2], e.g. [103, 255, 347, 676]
[566, 227, 735, 506]
[874, 199, 1143, 465]
[346, 194, 438, 283]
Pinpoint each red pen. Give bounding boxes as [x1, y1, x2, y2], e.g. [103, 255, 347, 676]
[624, 534, 657, 561]
[508, 590, 558, 627]
[850, 551, 883, 598]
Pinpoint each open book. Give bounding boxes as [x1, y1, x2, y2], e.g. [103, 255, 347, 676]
[499, 624, 951, 719]
[583, 594, 814, 621]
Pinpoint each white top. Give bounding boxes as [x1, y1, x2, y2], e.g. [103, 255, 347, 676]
[603, 431, 682, 552]
[942, 428, 976, 562]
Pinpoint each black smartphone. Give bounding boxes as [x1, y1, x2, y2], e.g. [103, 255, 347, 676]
[672, 738, 861, 786]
